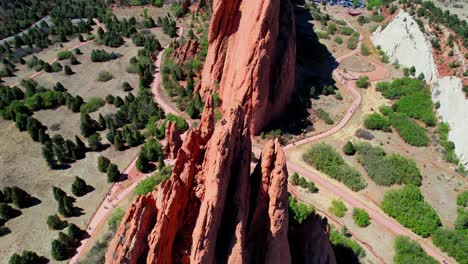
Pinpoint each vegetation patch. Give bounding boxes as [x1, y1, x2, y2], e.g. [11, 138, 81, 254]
[352, 208, 370, 227]
[134, 171, 170, 196]
[364, 113, 391, 131]
[80, 97, 105, 114]
[354, 142, 421, 186]
[96, 71, 114, 82]
[394, 236, 437, 264]
[330, 228, 366, 263]
[316, 108, 334, 125]
[329, 199, 347, 217]
[432, 228, 468, 264]
[389, 113, 429, 147]
[303, 143, 366, 191]
[381, 185, 441, 237]
[290, 172, 319, 193]
[288, 196, 314, 225]
[56, 51, 73, 60]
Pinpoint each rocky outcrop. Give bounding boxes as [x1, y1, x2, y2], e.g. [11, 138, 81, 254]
[199, 0, 296, 135]
[174, 39, 200, 65]
[371, 11, 438, 83]
[432, 76, 468, 166]
[105, 193, 157, 264]
[164, 121, 182, 159]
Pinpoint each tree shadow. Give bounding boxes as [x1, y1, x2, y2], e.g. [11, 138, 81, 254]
[23, 196, 42, 208]
[72, 206, 85, 217]
[267, 1, 338, 135]
[332, 244, 360, 264]
[0, 226, 11, 237]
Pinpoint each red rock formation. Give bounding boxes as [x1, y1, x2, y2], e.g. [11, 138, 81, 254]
[105, 193, 157, 264]
[164, 121, 182, 159]
[199, 0, 296, 135]
[174, 39, 200, 65]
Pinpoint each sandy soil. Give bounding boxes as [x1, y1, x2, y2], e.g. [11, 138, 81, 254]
[0, 6, 177, 262]
[339, 55, 376, 72]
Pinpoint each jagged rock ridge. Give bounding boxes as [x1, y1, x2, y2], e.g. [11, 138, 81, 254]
[199, 0, 296, 135]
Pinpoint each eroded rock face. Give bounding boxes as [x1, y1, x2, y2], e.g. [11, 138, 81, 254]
[164, 121, 182, 159]
[199, 0, 296, 135]
[106, 104, 297, 263]
[174, 39, 200, 65]
[105, 193, 157, 264]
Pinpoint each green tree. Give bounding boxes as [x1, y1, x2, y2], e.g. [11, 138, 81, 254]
[47, 214, 68, 230]
[330, 199, 347, 217]
[71, 176, 87, 197]
[0, 203, 18, 220]
[353, 208, 371, 227]
[42, 142, 55, 168]
[107, 164, 120, 182]
[343, 141, 356, 155]
[51, 239, 68, 261]
[11, 187, 32, 208]
[64, 65, 73, 75]
[136, 150, 150, 173]
[97, 156, 111, 172]
[67, 223, 82, 240]
[88, 133, 102, 151]
[356, 76, 370, 88]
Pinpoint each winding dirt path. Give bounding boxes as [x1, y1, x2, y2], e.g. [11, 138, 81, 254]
[70, 26, 184, 263]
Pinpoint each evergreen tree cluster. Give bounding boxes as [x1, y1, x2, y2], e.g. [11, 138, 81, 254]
[136, 138, 163, 172]
[90, 49, 120, 62]
[157, 15, 177, 37]
[8, 250, 45, 264]
[50, 223, 82, 261]
[42, 134, 86, 168]
[52, 187, 75, 217]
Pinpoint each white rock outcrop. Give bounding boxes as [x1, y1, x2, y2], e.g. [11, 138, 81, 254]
[432, 76, 468, 166]
[371, 11, 438, 83]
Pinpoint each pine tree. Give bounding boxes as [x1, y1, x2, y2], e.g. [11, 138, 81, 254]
[80, 114, 96, 137]
[98, 114, 106, 129]
[97, 156, 110, 172]
[47, 214, 68, 230]
[70, 55, 79, 65]
[158, 156, 165, 171]
[74, 136, 86, 159]
[61, 196, 74, 217]
[11, 187, 32, 208]
[136, 149, 150, 172]
[38, 128, 50, 144]
[64, 65, 73, 75]
[15, 113, 28, 131]
[53, 144, 67, 164]
[343, 141, 356, 156]
[88, 133, 102, 151]
[78, 34, 84, 42]
[71, 176, 87, 197]
[107, 164, 120, 182]
[53, 187, 66, 202]
[67, 223, 82, 240]
[51, 240, 68, 261]
[42, 142, 55, 168]
[114, 134, 125, 151]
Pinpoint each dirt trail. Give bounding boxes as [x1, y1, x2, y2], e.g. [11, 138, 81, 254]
[70, 26, 184, 263]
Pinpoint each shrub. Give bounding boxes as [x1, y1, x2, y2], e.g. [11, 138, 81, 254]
[366, 0, 382, 9]
[393, 92, 436, 126]
[355, 128, 374, 140]
[80, 97, 105, 113]
[316, 31, 329, 39]
[289, 196, 314, 225]
[289, 173, 319, 193]
[107, 164, 120, 182]
[91, 49, 120, 62]
[371, 14, 384, 22]
[47, 214, 68, 230]
[376, 77, 426, 100]
[122, 82, 133, 91]
[347, 35, 359, 50]
[390, 113, 429, 147]
[108, 208, 125, 232]
[364, 113, 391, 131]
[381, 185, 441, 237]
[57, 51, 73, 60]
[356, 76, 370, 88]
[134, 172, 170, 196]
[432, 228, 468, 264]
[97, 71, 113, 82]
[330, 229, 366, 262]
[166, 114, 188, 132]
[316, 108, 334, 125]
[71, 176, 88, 197]
[64, 65, 73, 75]
[361, 43, 370, 56]
[455, 208, 468, 230]
[353, 208, 370, 227]
[329, 199, 347, 217]
[327, 23, 337, 34]
[354, 142, 422, 186]
[303, 144, 366, 191]
[343, 141, 356, 155]
[340, 26, 354, 35]
[394, 236, 437, 264]
[334, 37, 343, 44]
[457, 191, 468, 207]
[379, 105, 393, 116]
[9, 251, 44, 264]
[97, 156, 110, 173]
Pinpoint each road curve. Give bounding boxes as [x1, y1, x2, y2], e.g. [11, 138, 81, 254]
[70, 26, 184, 263]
